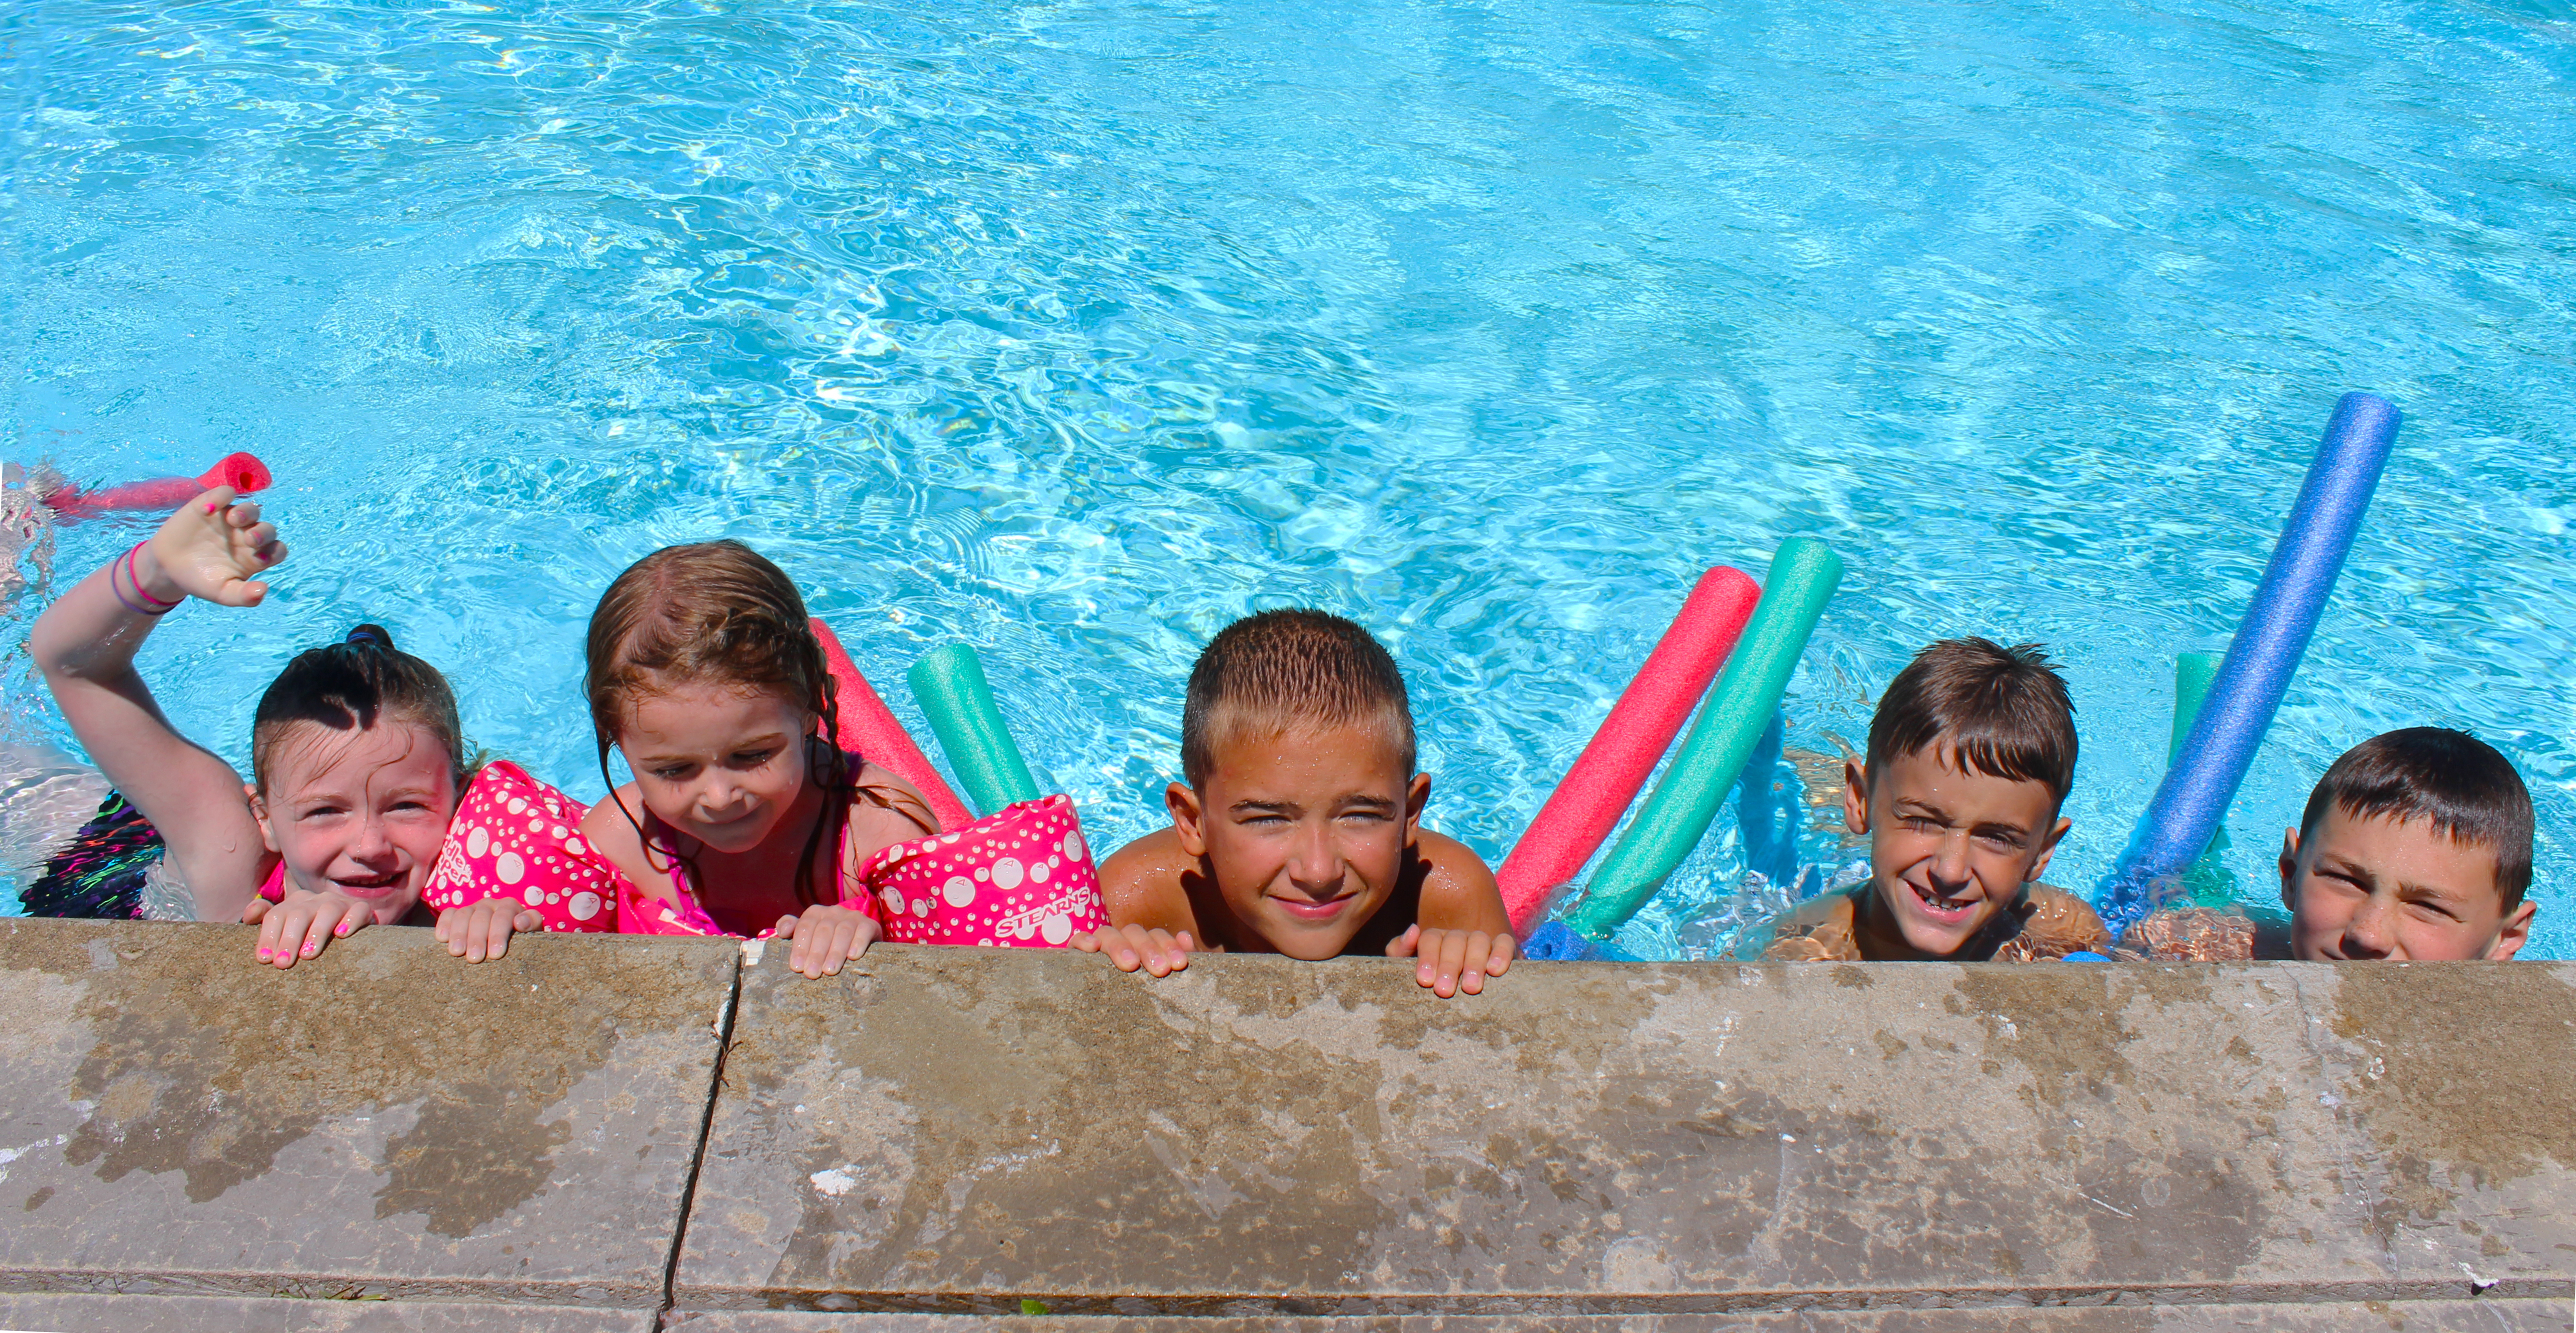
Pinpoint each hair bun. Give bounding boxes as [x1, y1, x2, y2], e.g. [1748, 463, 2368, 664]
[344, 623, 396, 651]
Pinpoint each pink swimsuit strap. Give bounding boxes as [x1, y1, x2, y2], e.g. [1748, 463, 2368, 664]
[636, 803, 710, 899]
[636, 749, 917, 910]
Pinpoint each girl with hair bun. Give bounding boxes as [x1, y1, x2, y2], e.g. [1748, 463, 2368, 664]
[573, 540, 940, 979]
[27, 488, 590, 968]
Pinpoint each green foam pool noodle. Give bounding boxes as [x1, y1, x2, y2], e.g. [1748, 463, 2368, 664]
[906, 644, 1042, 817]
[2166, 651, 2238, 907]
[2168, 651, 2223, 766]
[1566, 538, 1845, 938]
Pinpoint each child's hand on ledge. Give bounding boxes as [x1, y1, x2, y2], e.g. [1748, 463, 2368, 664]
[1072, 923, 1194, 977]
[242, 888, 375, 970]
[1389, 924, 1514, 998]
[778, 904, 880, 979]
[436, 898, 543, 964]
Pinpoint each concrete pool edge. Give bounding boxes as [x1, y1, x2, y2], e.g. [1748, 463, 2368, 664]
[0, 922, 2566, 1327]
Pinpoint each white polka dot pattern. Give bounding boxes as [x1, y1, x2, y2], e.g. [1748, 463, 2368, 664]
[420, 761, 620, 933]
[858, 794, 1105, 948]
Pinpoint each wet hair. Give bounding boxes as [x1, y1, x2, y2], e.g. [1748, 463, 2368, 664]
[1866, 637, 2078, 808]
[1179, 608, 1416, 788]
[2297, 727, 2533, 910]
[584, 540, 848, 907]
[251, 624, 467, 795]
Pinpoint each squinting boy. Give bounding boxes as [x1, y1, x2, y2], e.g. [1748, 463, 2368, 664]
[1075, 609, 1515, 997]
[2124, 727, 2536, 961]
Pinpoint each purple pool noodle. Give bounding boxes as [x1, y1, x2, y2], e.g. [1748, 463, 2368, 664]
[2095, 392, 2399, 934]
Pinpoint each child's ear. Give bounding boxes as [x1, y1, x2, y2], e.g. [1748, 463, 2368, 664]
[247, 782, 280, 854]
[1404, 772, 1430, 834]
[1167, 781, 1209, 859]
[2490, 898, 2537, 961]
[1842, 759, 1871, 836]
[2277, 827, 2302, 912]
[2025, 814, 2073, 881]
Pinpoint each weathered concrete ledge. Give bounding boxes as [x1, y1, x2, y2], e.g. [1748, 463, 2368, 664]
[0, 919, 736, 1314]
[678, 946, 2573, 1319]
[2, 919, 2568, 1330]
[660, 1307, 2567, 1331]
[0, 1291, 657, 1330]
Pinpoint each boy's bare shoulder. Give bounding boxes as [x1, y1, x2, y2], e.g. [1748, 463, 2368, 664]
[1416, 830, 1495, 879]
[1410, 829, 1510, 935]
[1098, 828, 1200, 933]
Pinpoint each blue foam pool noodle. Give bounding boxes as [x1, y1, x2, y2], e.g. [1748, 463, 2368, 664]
[2095, 392, 2399, 933]
[1521, 920, 1638, 962]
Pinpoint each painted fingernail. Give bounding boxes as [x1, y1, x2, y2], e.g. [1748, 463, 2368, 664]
[204, 501, 218, 512]
[335, 922, 351, 936]
[257, 948, 271, 960]
[301, 942, 318, 956]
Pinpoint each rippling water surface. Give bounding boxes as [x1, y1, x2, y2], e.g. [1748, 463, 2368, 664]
[6, 0, 2573, 956]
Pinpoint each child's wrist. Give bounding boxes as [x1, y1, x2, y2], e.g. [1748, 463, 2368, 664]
[128, 544, 186, 606]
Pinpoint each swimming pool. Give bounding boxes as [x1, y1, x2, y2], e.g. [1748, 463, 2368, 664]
[6, 0, 2572, 958]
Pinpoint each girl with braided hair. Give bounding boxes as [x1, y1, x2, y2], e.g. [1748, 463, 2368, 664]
[569, 540, 939, 979]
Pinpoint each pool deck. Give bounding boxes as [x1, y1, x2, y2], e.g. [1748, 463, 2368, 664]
[0, 917, 2566, 1330]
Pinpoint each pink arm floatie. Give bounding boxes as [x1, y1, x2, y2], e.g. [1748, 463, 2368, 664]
[860, 793, 1102, 947]
[420, 761, 617, 931]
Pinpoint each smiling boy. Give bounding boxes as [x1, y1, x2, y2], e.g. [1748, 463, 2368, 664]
[2127, 728, 2536, 961]
[1745, 638, 2109, 962]
[1074, 609, 1515, 997]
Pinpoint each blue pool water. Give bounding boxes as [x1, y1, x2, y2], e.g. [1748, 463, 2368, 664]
[5, 0, 2573, 957]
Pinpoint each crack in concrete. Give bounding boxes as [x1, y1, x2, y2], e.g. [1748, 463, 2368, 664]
[657, 946, 750, 1325]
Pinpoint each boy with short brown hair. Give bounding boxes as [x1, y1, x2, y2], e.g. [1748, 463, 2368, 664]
[1073, 608, 1516, 997]
[1744, 637, 2110, 962]
[2124, 727, 2537, 961]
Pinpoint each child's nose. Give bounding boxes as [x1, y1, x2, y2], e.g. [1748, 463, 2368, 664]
[2341, 896, 2400, 959]
[351, 815, 395, 859]
[1285, 821, 1343, 891]
[1929, 830, 1974, 886]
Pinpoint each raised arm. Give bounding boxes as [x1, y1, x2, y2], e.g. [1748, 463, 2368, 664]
[29, 489, 288, 920]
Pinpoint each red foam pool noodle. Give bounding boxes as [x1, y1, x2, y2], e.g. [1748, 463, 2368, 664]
[812, 617, 974, 833]
[42, 451, 274, 520]
[1497, 566, 1762, 932]
[198, 451, 272, 495]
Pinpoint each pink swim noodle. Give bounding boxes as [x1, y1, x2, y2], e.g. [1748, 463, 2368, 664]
[1496, 566, 1761, 931]
[810, 618, 974, 832]
[44, 452, 274, 521]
